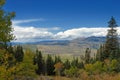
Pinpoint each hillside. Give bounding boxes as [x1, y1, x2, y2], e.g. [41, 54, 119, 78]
[70, 36, 105, 49]
[21, 36, 106, 57]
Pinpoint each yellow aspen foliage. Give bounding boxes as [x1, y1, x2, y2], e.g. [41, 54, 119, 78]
[54, 62, 64, 76]
[0, 49, 22, 80]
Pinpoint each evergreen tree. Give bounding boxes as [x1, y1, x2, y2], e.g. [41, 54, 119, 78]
[85, 48, 91, 63]
[64, 59, 71, 69]
[104, 17, 119, 60]
[7, 43, 14, 54]
[0, 0, 15, 49]
[96, 45, 105, 61]
[71, 57, 79, 67]
[78, 61, 84, 69]
[71, 57, 84, 69]
[54, 55, 62, 64]
[96, 17, 120, 61]
[14, 45, 24, 62]
[33, 50, 45, 75]
[46, 54, 54, 75]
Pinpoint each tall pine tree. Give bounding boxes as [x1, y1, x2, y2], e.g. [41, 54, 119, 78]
[33, 50, 45, 75]
[96, 45, 105, 61]
[85, 48, 91, 63]
[46, 54, 54, 75]
[104, 17, 119, 60]
[14, 45, 24, 62]
[96, 17, 120, 61]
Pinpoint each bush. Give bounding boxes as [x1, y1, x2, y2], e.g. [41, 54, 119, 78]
[64, 66, 79, 77]
[85, 61, 103, 74]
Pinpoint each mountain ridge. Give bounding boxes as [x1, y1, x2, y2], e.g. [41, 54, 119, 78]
[12, 36, 107, 49]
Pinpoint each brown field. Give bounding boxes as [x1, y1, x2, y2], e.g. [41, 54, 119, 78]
[37, 45, 97, 56]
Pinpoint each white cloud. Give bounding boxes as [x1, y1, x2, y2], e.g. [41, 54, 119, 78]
[12, 19, 44, 25]
[13, 25, 56, 42]
[12, 19, 60, 42]
[55, 27, 120, 39]
[12, 19, 120, 42]
[54, 28, 108, 39]
[13, 26, 109, 42]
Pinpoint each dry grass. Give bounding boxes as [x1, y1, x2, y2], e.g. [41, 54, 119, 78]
[37, 76, 72, 80]
[79, 72, 120, 80]
[37, 45, 96, 56]
[37, 73, 120, 80]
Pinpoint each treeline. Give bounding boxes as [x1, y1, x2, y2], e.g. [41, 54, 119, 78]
[33, 49, 84, 76]
[32, 48, 120, 78]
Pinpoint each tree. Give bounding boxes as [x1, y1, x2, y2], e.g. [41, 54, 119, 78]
[64, 59, 71, 69]
[0, 0, 15, 49]
[54, 55, 62, 64]
[0, 49, 17, 79]
[46, 54, 54, 75]
[14, 45, 24, 62]
[104, 17, 119, 60]
[85, 48, 91, 63]
[33, 50, 45, 75]
[96, 45, 105, 61]
[64, 66, 78, 77]
[85, 61, 103, 74]
[96, 17, 120, 61]
[7, 43, 14, 54]
[54, 62, 64, 76]
[78, 61, 84, 69]
[71, 57, 80, 68]
[110, 59, 118, 72]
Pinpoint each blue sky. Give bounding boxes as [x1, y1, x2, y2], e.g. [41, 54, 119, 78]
[4, 0, 120, 42]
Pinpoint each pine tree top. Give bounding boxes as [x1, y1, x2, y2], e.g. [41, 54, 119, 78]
[108, 16, 118, 28]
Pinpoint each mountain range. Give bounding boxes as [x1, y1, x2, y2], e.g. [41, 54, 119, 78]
[12, 36, 107, 49]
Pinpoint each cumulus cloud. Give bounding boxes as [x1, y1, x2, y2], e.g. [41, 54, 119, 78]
[55, 27, 120, 39]
[14, 26, 54, 41]
[13, 26, 108, 42]
[12, 19, 60, 42]
[12, 19, 120, 42]
[54, 28, 108, 39]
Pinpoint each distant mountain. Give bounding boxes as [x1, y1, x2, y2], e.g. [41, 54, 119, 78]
[34, 40, 70, 45]
[17, 36, 120, 55]
[69, 36, 106, 49]
[12, 40, 70, 46]
[12, 36, 107, 49]
[84, 36, 105, 42]
[71, 36, 105, 43]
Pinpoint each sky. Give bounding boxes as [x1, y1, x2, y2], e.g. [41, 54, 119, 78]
[4, 0, 120, 42]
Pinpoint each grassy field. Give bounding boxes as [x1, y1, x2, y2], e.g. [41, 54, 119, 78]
[37, 45, 97, 56]
[22, 44, 97, 62]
